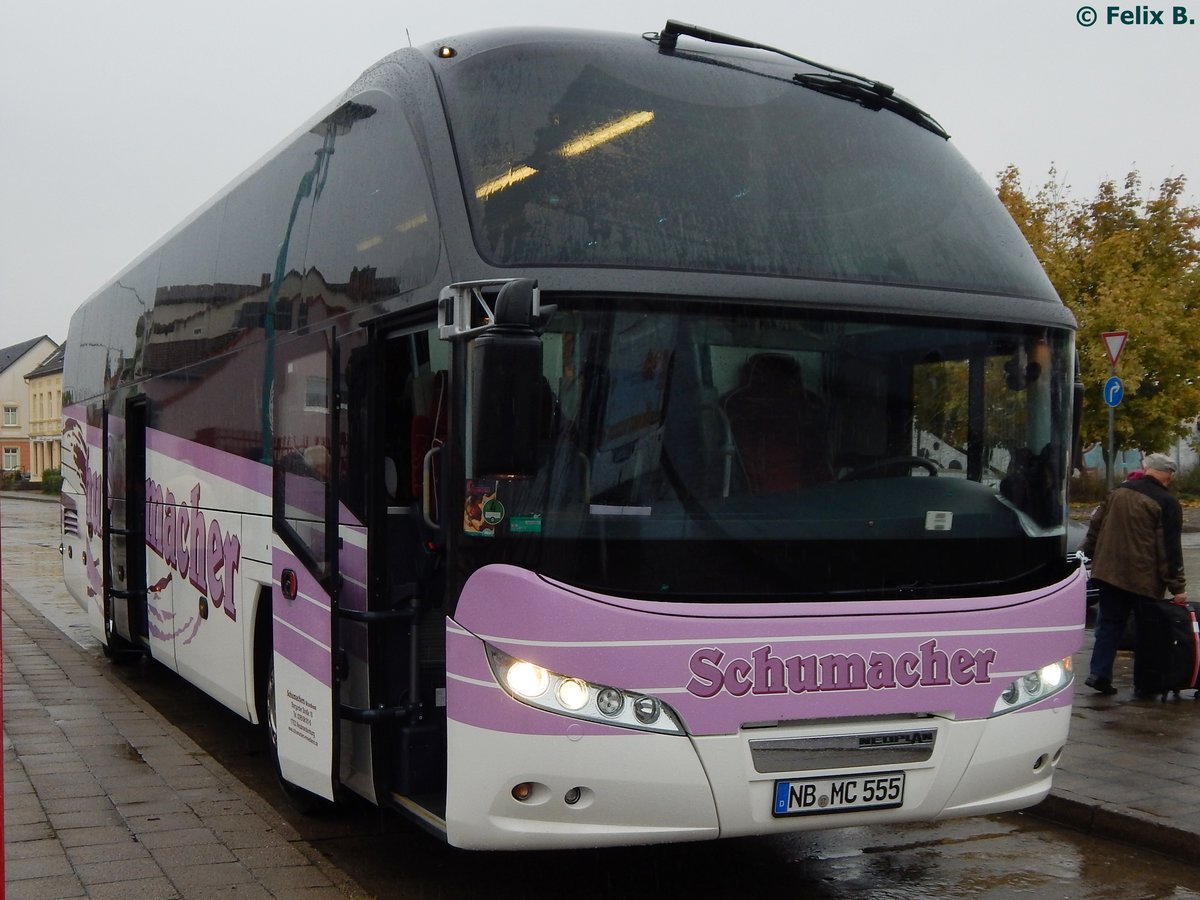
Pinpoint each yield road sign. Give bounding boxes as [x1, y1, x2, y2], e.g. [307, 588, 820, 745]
[1103, 375, 1124, 408]
[1102, 331, 1129, 369]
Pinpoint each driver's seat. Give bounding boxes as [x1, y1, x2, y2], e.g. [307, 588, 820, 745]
[722, 353, 833, 494]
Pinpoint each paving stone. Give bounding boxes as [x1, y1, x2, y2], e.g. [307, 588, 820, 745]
[3, 584, 366, 898]
[1, 873, 88, 900]
[84, 876, 182, 900]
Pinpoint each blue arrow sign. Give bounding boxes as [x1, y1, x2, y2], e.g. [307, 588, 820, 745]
[1103, 375, 1124, 408]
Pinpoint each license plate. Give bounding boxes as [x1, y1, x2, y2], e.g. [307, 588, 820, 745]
[773, 771, 905, 817]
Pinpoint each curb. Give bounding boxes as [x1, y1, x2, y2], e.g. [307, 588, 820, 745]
[1033, 785, 1200, 864]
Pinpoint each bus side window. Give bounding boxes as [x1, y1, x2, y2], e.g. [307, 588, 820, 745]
[273, 332, 335, 574]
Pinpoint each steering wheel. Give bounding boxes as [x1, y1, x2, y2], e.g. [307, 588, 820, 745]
[840, 456, 940, 480]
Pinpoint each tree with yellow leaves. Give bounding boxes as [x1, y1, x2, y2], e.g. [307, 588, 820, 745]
[997, 165, 1200, 458]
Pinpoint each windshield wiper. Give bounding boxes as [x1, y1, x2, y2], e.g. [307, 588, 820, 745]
[650, 19, 949, 139]
[792, 73, 949, 139]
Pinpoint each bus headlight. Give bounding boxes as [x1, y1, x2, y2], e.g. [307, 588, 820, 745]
[505, 661, 550, 698]
[486, 645, 684, 735]
[556, 678, 589, 711]
[991, 657, 1073, 715]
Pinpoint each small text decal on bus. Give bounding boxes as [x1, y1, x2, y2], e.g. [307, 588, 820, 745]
[686, 640, 997, 698]
[145, 479, 242, 621]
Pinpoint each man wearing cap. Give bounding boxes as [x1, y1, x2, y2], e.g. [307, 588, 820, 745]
[1082, 453, 1187, 696]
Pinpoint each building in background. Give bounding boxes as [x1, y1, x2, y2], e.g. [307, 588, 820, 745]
[1, 336, 59, 479]
[1079, 427, 1199, 481]
[24, 344, 66, 482]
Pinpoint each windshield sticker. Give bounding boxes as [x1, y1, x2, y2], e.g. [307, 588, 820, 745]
[588, 504, 652, 517]
[482, 497, 506, 527]
[925, 511, 954, 531]
[510, 515, 542, 534]
[464, 480, 499, 536]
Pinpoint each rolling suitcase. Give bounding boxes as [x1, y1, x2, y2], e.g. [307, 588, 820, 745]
[1133, 600, 1200, 700]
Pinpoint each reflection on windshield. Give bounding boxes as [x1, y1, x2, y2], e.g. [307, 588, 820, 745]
[440, 42, 1057, 300]
[459, 301, 1074, 601]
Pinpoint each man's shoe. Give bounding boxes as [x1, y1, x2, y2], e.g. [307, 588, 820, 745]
[1085, 674, 1118, 695]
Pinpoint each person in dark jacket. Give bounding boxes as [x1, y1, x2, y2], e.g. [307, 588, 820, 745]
[1083, 453, 1188, 696]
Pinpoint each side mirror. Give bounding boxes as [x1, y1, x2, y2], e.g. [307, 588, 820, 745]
[471, 279, 545, 479]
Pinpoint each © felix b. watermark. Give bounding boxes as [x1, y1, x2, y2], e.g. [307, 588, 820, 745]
[1077, 5, 1196, 25]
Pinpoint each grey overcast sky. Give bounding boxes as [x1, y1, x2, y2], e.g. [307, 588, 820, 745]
[3, 0, 1198, 345]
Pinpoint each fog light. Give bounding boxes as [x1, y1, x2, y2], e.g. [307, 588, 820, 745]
[564, 787, 582, 805]
[596, 687, 624, 717]
[512, 782, 533, 802]
[633, 696, 660, 725]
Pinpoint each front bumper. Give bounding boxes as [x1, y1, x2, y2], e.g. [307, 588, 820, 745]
[444, 702, 1071, 850]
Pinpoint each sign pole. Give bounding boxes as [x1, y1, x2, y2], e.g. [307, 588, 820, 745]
[1107, 364, 1115, 490]
[1101, 331, 1129, 490]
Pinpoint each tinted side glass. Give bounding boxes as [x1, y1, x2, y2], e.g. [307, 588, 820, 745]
[63, 252, 161, 409]
[144, 201, 223, 380]
[301, 91, 440, 309]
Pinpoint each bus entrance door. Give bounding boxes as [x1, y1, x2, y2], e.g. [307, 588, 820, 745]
[271, 537, 339, 801]
[353, 321, 449, 818]
[270, 328, 341, 802]
[101, 396, 149, 658]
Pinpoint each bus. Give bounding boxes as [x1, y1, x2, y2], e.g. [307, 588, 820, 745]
[60, 21, 1086, 850]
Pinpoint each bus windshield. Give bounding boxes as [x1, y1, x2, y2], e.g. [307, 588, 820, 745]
[459, 300, 1074, 601]
[439, 37, 1057, 300]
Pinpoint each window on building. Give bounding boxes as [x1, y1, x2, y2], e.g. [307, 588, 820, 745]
[305, 376, 329, 413]
[3, 405, 17, 427]
[3, 447, 18, 469]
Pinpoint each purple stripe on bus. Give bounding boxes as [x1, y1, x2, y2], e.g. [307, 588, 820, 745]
[273, 619, 333, 688]
[457, 566, 1079, 642]
[275, 592, 333, 644]
[446, 565, 1084, 734]
[446, 626, 496, 683]
[272, 549, 332, 645]
[146, 427, 272, 495]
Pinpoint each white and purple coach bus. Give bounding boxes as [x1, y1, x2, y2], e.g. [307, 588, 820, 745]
[61, 21, 1086, 850]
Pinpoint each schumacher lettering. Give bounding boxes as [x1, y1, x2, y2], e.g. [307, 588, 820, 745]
[686, 640, 997, 699]
[145, 479, 241, 621]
